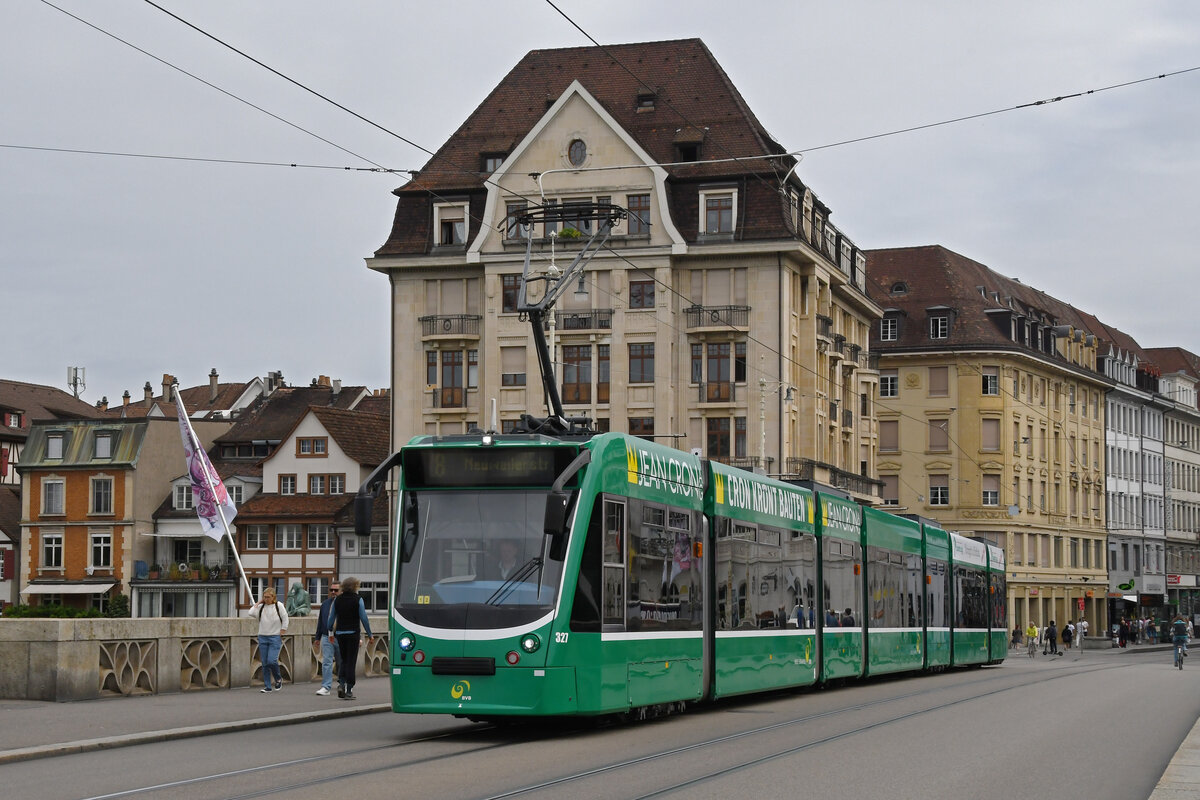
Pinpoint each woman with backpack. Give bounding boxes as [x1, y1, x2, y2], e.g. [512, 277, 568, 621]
[249, 587, 289, 692]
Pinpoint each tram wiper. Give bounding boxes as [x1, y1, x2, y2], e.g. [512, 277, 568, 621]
[484, 557, 543, 605]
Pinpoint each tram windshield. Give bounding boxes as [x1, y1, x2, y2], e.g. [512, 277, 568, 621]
[395, 489, 565, 629]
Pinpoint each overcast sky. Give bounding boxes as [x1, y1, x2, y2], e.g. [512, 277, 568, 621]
[5, 1, 1199, 405]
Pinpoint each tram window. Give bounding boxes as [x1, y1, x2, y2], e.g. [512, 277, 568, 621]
[570, 500, 604, 632]
[600, 497, 625, 628]
[954, 565, 988, 628]
[628, 498, 701, 631]
[926, 558, 949, 628]
[823, 537, 862, 627]
[780, 531, 817, 629]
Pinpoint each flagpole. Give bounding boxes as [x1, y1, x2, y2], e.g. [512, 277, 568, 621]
[173, 384, 256, 607]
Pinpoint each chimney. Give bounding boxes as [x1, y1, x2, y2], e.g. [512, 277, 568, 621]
[162, 374, 175, 402]
[332, 379, 342, 395]
[317, 375, 331, 387]
[122, 390, 131, 407]
[95, 396, 108, 411]
[144, 382, 153, 402]
[209, 368, 219, 403]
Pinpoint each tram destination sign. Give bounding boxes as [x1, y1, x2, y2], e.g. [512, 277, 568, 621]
[403, 446, 578, 488]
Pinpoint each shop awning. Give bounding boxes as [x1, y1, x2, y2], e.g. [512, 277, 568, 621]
[24, 582, 116, 595]
[1121, 595, 1137, 603]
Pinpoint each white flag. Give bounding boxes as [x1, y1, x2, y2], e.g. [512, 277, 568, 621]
[175, 389, 236, 541]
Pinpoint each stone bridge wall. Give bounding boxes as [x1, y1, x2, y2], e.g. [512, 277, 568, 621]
[0, 616, 389, 701]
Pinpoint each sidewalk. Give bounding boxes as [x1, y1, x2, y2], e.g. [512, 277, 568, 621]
[0, 676, 390, 765]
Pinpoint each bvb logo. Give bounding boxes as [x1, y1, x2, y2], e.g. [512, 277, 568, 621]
[451, 680, 471, 700]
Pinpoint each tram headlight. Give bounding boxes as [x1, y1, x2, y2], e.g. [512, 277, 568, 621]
[520, 634, 540, 653]
[397, 633, 416, 652]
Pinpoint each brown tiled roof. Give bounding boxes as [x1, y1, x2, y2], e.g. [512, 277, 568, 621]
[215, 386, 368, 444]
[376, 39, 799, 256]
[309, 407, 389, 467]
[0, 380, 104, 438]
[0, 485, 20, 545]
[236, 492, 353, 520]
[1144, 347, 1200, 379]
[353, 394, 390, 417]
[865, 245, 1105, 381]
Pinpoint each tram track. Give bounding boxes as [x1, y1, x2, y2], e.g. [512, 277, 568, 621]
[76, 660, 1125, 800]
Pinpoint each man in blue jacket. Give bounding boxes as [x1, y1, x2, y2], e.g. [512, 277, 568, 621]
[313, 582, 341, 696]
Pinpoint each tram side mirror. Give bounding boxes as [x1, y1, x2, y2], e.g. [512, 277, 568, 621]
[400, 494, 419, 563]
[354, 491, 375, 537]
[543, 490, 572, 561]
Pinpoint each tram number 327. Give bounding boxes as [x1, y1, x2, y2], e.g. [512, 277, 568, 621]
[555, 632, 569, 643]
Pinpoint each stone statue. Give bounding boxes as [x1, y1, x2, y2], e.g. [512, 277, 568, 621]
[285, 582, 311, 616]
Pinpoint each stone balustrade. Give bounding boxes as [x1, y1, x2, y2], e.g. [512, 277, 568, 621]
[0, 616, 389, 702]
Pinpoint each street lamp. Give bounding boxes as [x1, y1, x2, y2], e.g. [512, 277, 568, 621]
[758, 377, 793, 469]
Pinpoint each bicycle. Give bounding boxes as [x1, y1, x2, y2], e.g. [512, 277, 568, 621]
[1027, 637, 1038, 659]
[1175, 639, 1188, 670]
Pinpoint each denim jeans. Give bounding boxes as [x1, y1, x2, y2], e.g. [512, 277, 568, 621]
[258, 634, 282, 687]
[320, 635, 341, 690]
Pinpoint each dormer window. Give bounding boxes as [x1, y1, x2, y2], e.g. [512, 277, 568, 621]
[930, 316, 949, 339]
[46, 433, 64, 459]
[891, 282, 908, 294]
[174, 484, 193, 511]
[880, 317, 898, 342]
[481, 153, 505, 174]
[94, 433, 112, 459]
[699, 188, 737, 235]
[433, 201, 468, 247]
[636, 91, 656, 110]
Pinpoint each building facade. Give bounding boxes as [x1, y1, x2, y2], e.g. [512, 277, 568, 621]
[366, 40, 881, 500]
[868, 246, 1110, 632]
[1145, 348, 1200, 618]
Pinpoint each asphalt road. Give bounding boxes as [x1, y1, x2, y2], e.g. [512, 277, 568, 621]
[12, 647, 1199, 800]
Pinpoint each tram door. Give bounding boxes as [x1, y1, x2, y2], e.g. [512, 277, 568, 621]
[600, 498, 626, 627]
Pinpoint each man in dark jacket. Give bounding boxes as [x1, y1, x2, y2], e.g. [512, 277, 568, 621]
[313, 583, 341, 696]
[1044, 620, 1060, 655]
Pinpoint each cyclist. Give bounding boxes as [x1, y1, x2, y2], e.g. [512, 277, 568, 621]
[1171, 614, 1189, 668]
[1025, 620, 1039, 658]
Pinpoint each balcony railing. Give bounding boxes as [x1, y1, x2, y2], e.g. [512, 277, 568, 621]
[715, 456, 774, 473]
[699, 382, 737, 403]
[420, 314, 482, 337]
[561, 383, 591, 404]
[685, 305, 751, 330]
[842, 409, 854, 429]
[831, 334, 845, 358]
[816, 315, 833, 338]
[784, 457, 883, 497]
[845, 343, 861, 363]
[545, 309, 613, 331]
[432, 387, 466, 408]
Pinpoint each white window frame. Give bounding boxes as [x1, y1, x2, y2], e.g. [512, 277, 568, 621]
[880, 318, 898, 341]
[699, 188, 737, 235]
[46, 434, 64, 460]
[42, 477, 65, 515]
[280, 475, 296, 495]
[90, 475, 113, 515]
[246, 525, 269, 550]
[328, 475, 345, 495]
[275, 524, 302, 550]
[42, 530, 64, 569]
[362, 531, 389, 556]
[879, 371, 898, 398]
[309, 474, 325, 495]
[930, 316, 949, 339]
[433, 202, 469, 246]
[174, 484, 193, 511]
[90, 528, 113, 569]
[307, 524, 333, 550]
[929, 477, 950, 506]
[94, 433, 112, 459]
[982, 367, 999, 396]
[228, 484, 243, 506]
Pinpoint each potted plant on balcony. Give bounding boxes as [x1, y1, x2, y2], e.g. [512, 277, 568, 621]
[168, 563, 181, 581]
[147, 563, 161, 579]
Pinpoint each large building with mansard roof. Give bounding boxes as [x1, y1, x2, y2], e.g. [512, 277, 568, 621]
[368, 39, 883, 501]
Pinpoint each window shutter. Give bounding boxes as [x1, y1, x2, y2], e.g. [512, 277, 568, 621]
[1, 550, 12, 580]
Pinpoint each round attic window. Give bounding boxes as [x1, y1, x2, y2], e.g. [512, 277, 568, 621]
[568, 139, 587, 167]
[891, 282, 908, 294]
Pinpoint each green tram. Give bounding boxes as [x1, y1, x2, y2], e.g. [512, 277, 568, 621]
[356, 431, 1006, 719]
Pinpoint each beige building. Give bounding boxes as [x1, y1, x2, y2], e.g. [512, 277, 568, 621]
[868, 246, 1110, 632]
[367, 40, 881, 501]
